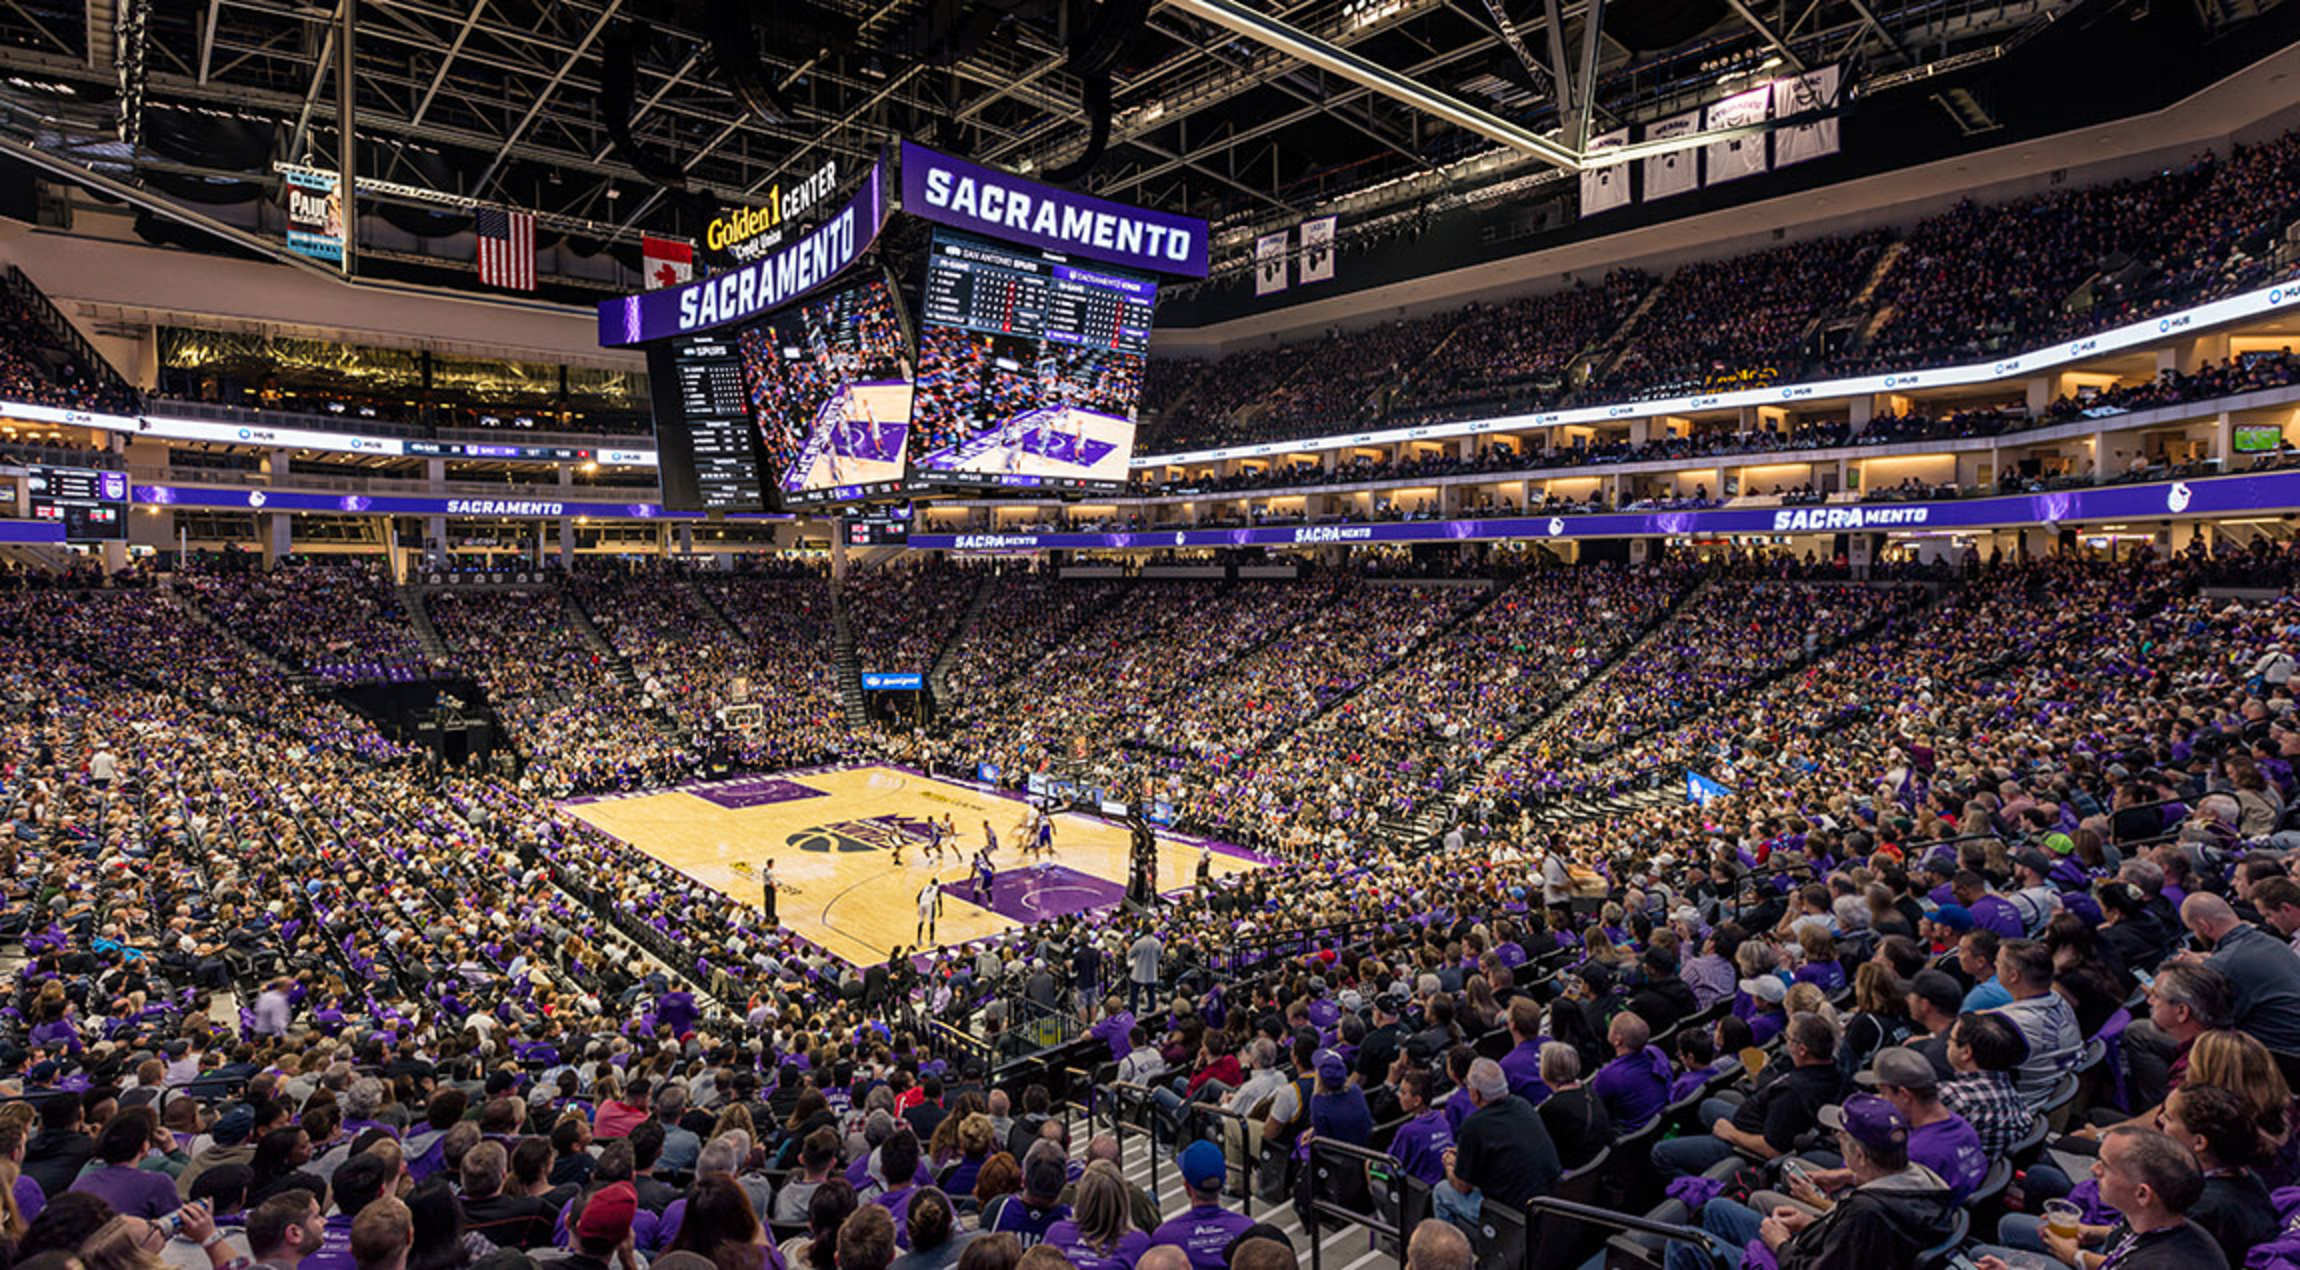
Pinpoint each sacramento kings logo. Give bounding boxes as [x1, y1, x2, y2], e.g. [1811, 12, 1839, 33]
[788, 814, 936, 854]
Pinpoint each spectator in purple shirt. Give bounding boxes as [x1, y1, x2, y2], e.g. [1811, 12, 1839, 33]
[864, 1131, 924, 1248]
[1667, 1030, 1722, 1104]
[1089, 998, 1137, 1064]
[1147, 1143, 1253, 1270]
[1953, 873, 2027, 941]
[1496, 997, 1548, 1104]
[69, 1107, 181, 1219]
[1384, 1070, 1453, 1186]
[1593, 1013, 1673, 1132]
[1042, 1163, 1151, 1270]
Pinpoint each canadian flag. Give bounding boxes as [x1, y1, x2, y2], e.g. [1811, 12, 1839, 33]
[641, 235, 693, 289]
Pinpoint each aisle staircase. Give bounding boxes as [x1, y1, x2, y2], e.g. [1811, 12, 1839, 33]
[926, 573, 998, 705]
[832, 600, 867, 727]
[1588, 280, 1668, 381]
[400, 585, 451, 663]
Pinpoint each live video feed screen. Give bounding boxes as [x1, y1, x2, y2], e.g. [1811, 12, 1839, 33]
[910, 229, 1153, 492]
[735, 275, 915, 504]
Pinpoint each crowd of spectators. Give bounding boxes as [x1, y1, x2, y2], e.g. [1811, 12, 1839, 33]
[424, 586, 696, 795]
[10, 534, 2300, 1270]
[1129, 129, 2300, 463]
[182, 559, 439, 685]
[1596, 232, 1891, 401]
[0, 291, 140, 416]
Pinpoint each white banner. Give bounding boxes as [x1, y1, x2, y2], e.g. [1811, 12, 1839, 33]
[1643, 111, 1701, 200]
[1772, 66, 1843, 167]
[1255, 230, 1290, 295]
[1704, 87, 1772, 185]
[1297, 216, 1337, 284]
[1580, 129, 1632, 215]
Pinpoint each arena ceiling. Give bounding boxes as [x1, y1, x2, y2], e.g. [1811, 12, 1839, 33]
[0, 0, 2258, 269]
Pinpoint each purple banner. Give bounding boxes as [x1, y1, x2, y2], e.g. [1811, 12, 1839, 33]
[597, 162, 887, 347]
[131, 484, 792, 522]
[900, 141, 1209, 277]
[909, 472, 2285, 550]
[0, 520, 66, 545]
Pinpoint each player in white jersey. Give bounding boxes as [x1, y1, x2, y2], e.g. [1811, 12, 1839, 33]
[915, 877, 942, 944]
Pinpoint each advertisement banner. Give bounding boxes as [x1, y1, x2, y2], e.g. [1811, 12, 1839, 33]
[131, 483, 789, 522]
[910, 470, 2300, 550]
[1255, 231, 1290, 296]
[1297, 215, 1337, 284]
[1643, 111, 1701, 200]
[899, 140, 1210, 276]
[597, 160, 887, 347]
[1704, 87, 1771, 185]
[1771, 65, 1842, 167]
[1580, 129, 1632, 215]
[283, 168, 345, 265]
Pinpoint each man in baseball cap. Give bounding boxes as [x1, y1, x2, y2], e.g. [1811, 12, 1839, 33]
[572, 1180, 638, 1261]
[1148, 1141, 1253, 1270]
[1844, 1048, 1988, 1201]
[1671, 1093, 1956, 1269]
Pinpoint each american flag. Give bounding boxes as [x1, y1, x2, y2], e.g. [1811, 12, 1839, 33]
[474, 206, 535, 291]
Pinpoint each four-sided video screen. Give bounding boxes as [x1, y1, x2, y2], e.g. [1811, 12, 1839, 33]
[654, 227, 1156, 512]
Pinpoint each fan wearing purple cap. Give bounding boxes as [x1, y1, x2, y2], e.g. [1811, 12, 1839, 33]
[1663, 1094, 1956, 1270]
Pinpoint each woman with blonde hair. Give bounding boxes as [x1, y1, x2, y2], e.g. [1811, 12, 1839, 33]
[1783, 982, 1839, 1030]
[2187, 1029, 2296, 1160]
[1038, 1163, 1147, 1270]
[936, 1113, 997, 1198]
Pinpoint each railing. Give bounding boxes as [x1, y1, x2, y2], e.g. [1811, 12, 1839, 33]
[146, 398, 652, 448]
[126, 464, 664, 502]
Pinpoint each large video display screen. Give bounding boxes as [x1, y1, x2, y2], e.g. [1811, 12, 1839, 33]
[735, 275, 914, 505]
[909, 230, 1152, 493]
[27, 465, 128, 541]
[645, 332, 767, 512]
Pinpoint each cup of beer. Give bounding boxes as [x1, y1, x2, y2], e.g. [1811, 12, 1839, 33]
[2042, 1199, 2083, 1242]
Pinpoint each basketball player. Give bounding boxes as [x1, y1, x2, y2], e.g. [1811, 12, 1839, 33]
[1034, 810, 1054, 861]
[915, 876, 942, 945]
[982, 818, 997, 859]
[975, 847, 995, 898]
[924, 816, 946, 864]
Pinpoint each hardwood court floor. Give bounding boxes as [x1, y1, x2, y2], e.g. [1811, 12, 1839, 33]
[562, 765, 1262, 967]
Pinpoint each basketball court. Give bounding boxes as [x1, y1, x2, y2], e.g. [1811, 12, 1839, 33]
[561, 764, 1264, 966]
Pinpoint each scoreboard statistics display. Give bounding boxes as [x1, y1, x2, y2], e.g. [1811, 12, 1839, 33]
[646, 332, 770, 511]
[735, 276, 913, 505]
[27, 466, 127, 540]
[909, 229, 1151, 492]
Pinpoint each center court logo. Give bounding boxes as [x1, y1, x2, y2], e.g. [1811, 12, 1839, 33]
[786, 814, 936, 854]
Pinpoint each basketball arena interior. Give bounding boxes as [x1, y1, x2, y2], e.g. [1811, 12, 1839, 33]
[5, 0, 2300, 1267]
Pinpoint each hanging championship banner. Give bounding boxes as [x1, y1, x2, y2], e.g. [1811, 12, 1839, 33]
[1580, 128, 1632, 215]
[1255, 231, 1290, 296]
[1297, 215, 1337, 284]
[1772, 65, 1843, 167]
[1643, 111, 1701, 200]
[283, 168, 345, 264]
[1704, 87, 1772, 185]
